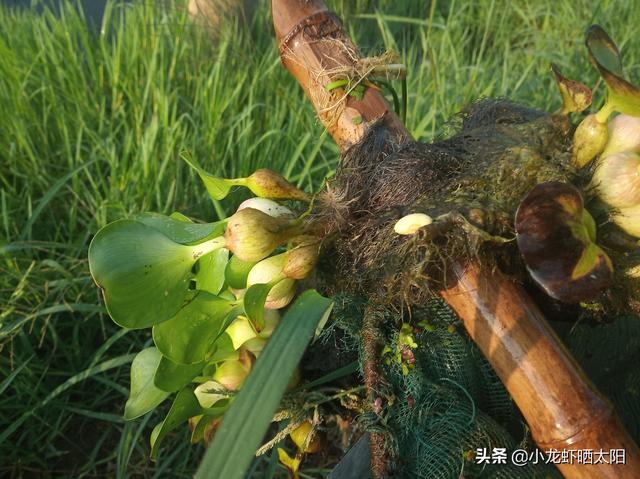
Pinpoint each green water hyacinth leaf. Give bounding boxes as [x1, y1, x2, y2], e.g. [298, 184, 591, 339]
[198, 173, 238, 201]
[226, 315, 258, 349]
[195, 290, 333, 479]
[196, 248, 229, 295]
[152, 293, 234, 364]
[88, 220, 223, 329]
[586, 25, 622, 76]
[150, 388, 202, 460]
[586, 25, 640, 117]
[194, 381, 230, 408]
[225, 255, 256, 289]
[133, 212, 226, 245]
[154, 356, 205, 392]
[207, 333, 239, 364]
[89, 220, 225, 328]
[218, 289, 237, 302]
[191, 405, 229, 444]
[124, 348, 169, 420]
[182, 156, 244, 201]
[214, 305, 245, 343]
[243, 283, 273, 329]
[169, 211, 193, 222]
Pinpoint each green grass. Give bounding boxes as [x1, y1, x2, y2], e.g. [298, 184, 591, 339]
[1, 0, 639, 476]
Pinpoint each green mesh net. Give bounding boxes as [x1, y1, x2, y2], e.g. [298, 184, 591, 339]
[555, 316, 640, 441]
[328, 294, 639, 478]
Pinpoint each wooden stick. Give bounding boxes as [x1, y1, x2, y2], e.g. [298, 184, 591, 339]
[361, 304, 388, 478]
[271, 1, 640, 477]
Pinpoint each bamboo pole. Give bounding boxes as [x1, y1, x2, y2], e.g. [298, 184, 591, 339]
[272, 0, 409, 150]
[271, 1, 640, 477]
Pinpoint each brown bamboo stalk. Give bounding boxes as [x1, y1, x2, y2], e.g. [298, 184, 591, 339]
[271, 1, 640, 477]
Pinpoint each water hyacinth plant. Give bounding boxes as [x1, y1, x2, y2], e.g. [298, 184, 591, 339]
[571, 26, 640, 168]
[579, 26, 640, 239]
[87, 160, 330, 464]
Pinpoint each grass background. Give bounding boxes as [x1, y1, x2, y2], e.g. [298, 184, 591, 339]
[1, 0, 639, 477]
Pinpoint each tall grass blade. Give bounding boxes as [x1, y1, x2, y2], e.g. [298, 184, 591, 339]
[19, 158, 98, 240]
[0, 353, 135, 445]
[194, 290, 333, 479]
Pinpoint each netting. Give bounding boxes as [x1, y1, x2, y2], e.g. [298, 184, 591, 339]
[328, 294, 640, 477]
[329, 296, 561, 478]
[555, 315, 640, 441]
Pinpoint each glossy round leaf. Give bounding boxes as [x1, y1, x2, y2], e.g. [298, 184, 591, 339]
[196, 248, 229, 295]
[88, 220, 199, 329]
[194, 381, 229, 408]
[152, 293, 234, 364]
[124, 348, 169, 420]
[150, 388, 202, 460]
[154, 355, 205, 392]
[207, 333, 239, 365]
[133, 212, 226, 245]
[169, 211, 193, 222]
[243, 283, 273, 329]
[225, 255, 256, 289]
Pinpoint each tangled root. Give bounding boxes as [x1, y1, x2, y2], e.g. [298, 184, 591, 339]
[315, 99, 577, 308]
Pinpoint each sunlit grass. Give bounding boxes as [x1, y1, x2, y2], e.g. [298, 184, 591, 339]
[1, 0, 639, 476]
